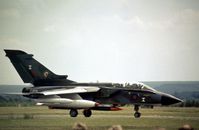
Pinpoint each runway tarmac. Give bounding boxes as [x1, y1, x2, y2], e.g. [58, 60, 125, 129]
[0, 114, 199, 120]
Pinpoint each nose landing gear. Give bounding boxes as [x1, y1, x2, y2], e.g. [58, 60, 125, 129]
[134, 105, 141, 118]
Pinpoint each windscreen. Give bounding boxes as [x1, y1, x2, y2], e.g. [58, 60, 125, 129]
[126, 83, 156, 92]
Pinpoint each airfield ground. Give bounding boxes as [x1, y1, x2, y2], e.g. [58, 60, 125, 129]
[0, 106, 198, 130]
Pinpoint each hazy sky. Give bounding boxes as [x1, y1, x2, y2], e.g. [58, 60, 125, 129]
[0, 0, 199, 84]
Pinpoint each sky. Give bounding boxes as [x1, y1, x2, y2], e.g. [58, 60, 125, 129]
[0, 0, 199, 84]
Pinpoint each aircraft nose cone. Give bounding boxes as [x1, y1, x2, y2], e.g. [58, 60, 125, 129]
[161, 94, 182, 105]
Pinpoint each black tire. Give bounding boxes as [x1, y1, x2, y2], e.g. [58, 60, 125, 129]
[83, 109, 92, 117]
[70, 109, 78, 117]
[134, 112, 141, 118]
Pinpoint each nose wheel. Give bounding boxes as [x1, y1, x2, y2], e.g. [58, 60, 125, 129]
[70, 109, 78, 117]
[134, 105, 141, 118]
[134, 112, 141, 118]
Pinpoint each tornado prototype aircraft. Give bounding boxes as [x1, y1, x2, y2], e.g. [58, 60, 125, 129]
[4, 50, 182, 118]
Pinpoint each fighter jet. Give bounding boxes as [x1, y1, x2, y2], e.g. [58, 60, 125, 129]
[4, 49, 182, 118]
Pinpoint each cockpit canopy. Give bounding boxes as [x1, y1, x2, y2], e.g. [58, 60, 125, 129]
[113, 82, 156, 92]
[128, 83, 156, 92]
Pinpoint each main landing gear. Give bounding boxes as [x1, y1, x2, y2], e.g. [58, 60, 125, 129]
[134, 105, 141, 118]
[69, 109, 92, 117]
[70, 109, 78, 117]
[83, 109, 92, 117]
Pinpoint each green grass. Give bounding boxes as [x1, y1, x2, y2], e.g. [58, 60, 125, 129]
[0, 106, 198, 130]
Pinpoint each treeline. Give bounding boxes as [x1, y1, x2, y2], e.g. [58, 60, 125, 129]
[0, 102, 34, 107]
[0, 96, 34, 107]
[172, 99, 199, 107]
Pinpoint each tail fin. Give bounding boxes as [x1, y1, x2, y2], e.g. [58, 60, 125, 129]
[4, 49, 74, 85]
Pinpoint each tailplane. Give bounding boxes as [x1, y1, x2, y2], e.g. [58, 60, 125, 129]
[4, 49, 74, 86]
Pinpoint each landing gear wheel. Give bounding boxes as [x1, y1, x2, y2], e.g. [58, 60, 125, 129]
[134, 112, 141, 118]
[83, 109, 92, 117]
[133, 105, 141, 118]
[70, 109, 78, 117]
